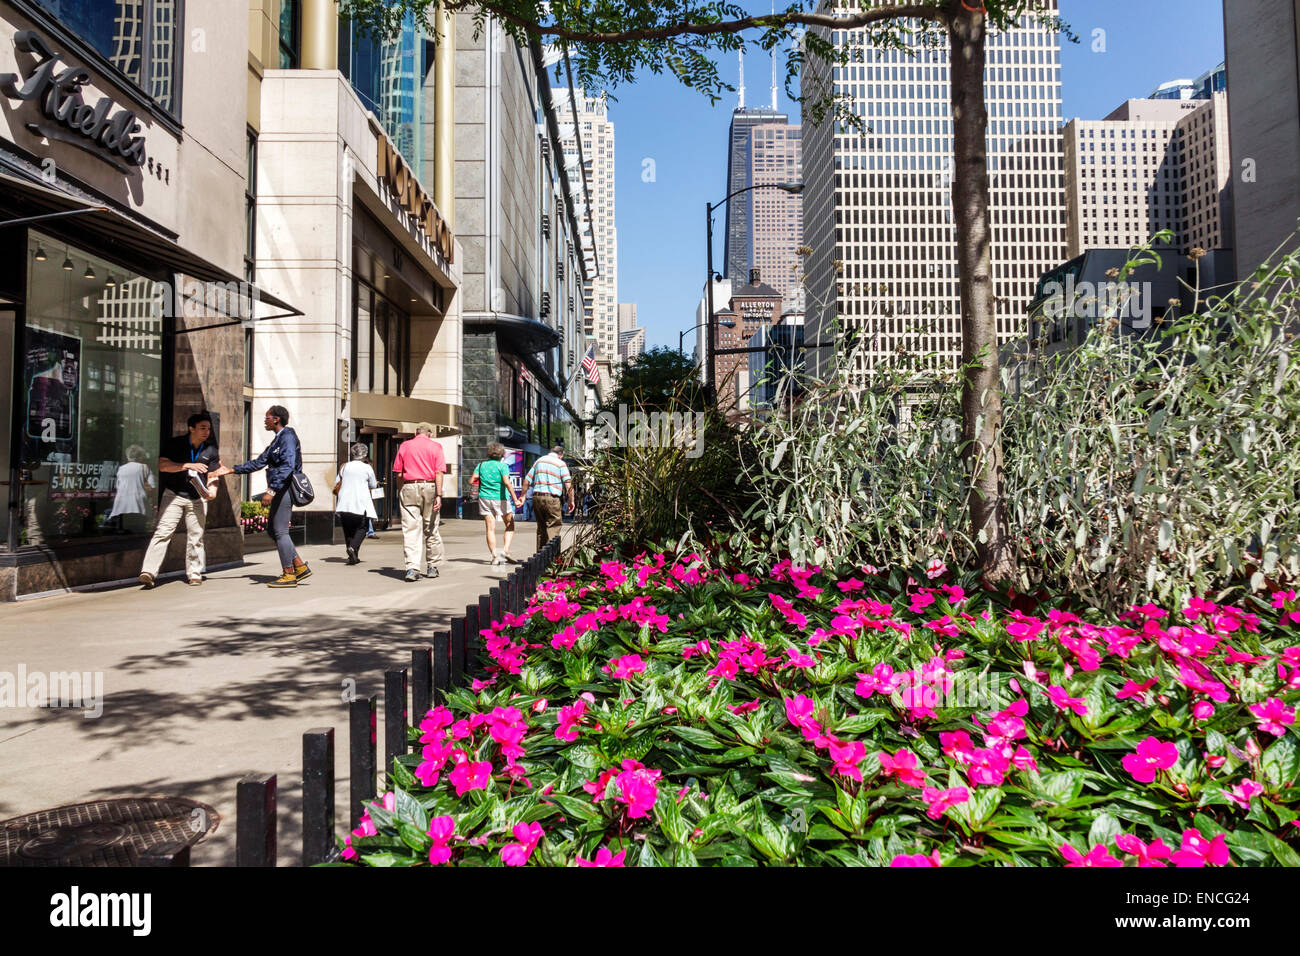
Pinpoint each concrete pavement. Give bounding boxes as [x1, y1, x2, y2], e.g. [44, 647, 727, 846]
[0, 517, 572, 865]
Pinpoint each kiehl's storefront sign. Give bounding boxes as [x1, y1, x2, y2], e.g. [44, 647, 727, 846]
[0, 30, 147, 172]
[377, 136, 454, 265]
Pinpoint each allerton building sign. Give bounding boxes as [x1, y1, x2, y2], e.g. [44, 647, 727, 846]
[0, 29, 148, 173]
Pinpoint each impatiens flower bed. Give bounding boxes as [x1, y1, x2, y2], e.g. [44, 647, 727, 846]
[343, 552, 1300, 866]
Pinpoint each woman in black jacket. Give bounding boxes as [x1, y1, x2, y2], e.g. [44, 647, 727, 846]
[215, 405, 309, 587]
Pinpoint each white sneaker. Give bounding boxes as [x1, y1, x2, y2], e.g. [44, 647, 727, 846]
[490, 555, 503, 566]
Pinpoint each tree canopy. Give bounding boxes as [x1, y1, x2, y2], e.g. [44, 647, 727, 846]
[604, 347, 709, 414]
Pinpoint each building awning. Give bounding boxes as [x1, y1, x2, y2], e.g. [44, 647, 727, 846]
[464, 312, 562, 354]
[0, 166, 302, 321]
[350, 392, 473, 437]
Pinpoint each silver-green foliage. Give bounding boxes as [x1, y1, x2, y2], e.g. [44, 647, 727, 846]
[739, 244, 1300, 613]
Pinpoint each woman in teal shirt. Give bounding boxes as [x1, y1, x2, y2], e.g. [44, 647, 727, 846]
[472, 442, 522, 565]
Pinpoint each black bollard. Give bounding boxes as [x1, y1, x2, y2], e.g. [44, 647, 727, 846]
[350, 694, 377, 829]
[384, 669, 408, 783]
[433, 631, 450, 703]
[449, 617, 465, 686]
[302, 728, 335, 866]
[464, 603, 481, 676]
[411, 647, 433, 738]
[236, 772, 277, 867]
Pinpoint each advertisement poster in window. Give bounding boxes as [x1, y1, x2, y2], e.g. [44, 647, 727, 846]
[504, 447, 524, 515]
[24, 326, 81, 464]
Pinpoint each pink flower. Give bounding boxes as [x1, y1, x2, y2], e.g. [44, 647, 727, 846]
[1045, 685, 1088, 716]
[1192, 700, 1215, 721]
[784, 648, 817, 669]
[924, 559, 947, 579]
[855, 663, 901, 698]
[828, 740, 866, 781]
[1060, 843, 1123, 867]
[615, 765, 661, 819]
[555, 700, 587, 742]
[448, 758, 493, 795]
[966, 747, 1010, 787]
[1169, 828, 1231, 867]
[418, 706, 454, 739]
[921, 786, 969, 820]
[500, 821, 543, 866]
[1116, 677, 1158, 702]
[427, 815, 456, 865]
[890, 850, 941, 866]
[1204, 752, 1226, 769]
[1226, 779, 1265, 810]
[1114, 833, 1171, 867]
[878, 748, 926, 787]
[576, 846, 627, 867]
[1121, 737, 1179, 783]
[784, 695, 818, 730]
[1247, 697, 1296, 736]
[604, 654, 647, 679]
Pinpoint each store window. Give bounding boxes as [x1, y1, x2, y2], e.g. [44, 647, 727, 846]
[18, 232, 162, 544]
[279, 0, 300, 68]
[33, 0, 181, 114]
[351, 283, 410, 396]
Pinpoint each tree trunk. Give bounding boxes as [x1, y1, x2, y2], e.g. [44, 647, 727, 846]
[946, 2, 1016, 586]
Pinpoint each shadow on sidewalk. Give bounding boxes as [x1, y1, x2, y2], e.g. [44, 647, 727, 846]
[52, 607, 457, 752]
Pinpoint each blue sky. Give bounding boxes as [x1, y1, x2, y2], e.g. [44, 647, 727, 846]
[603, 0, 1226, 350]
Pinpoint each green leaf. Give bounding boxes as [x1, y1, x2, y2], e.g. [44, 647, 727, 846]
[1261, 734, 1299, 788]
[668, 725, 727, 749]
[655, 791, 693, 844]
[1088, 812, 1123, 848]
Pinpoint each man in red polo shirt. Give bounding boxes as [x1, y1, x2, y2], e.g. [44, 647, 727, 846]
[392, 422, 446, 582]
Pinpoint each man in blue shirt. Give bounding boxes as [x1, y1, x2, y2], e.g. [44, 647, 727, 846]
[521, 445, 574, 550]
[213, 405, 309, 587]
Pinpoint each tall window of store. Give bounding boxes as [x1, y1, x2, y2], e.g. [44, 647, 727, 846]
[27, 0, 183, 116]
[279, 0, 301, 69]
[15, 232, 164, 547]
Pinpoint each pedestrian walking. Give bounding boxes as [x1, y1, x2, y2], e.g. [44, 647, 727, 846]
[392, 422, 446, 582]
[471, 442, 522, 565]
[138, 412, 221, 588]
[333, 442, 378, 565]
[521, 444, 574, 551]
[213, 405, 309, 588]
[107, 444, 154, 533]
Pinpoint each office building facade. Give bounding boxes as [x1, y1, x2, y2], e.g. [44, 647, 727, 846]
[1064, 92, 1232, 259]
[802, 1, 1067, 378]
[554, 89, 617, 364]
[455, 18, 587, 505]
[1223, 0, 1300, 278]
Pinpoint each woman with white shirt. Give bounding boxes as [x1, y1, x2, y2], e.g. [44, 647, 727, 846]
[333, 443, 378, 565]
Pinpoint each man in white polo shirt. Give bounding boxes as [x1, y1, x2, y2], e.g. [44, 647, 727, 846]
[521, 445, 573, 550]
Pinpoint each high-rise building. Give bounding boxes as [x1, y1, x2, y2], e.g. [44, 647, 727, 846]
[1064, 92, 1231, 258]
[749, 123, 804, 301]
[1224, 0, 1300, 279]
[802, 2, 1067, 378]
[617, 302, 638, 333]
[555, 90, 618, 364]
[618, 327, 645, 365]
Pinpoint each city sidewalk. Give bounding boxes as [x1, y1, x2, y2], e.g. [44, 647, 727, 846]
[0, 517, 573, 866]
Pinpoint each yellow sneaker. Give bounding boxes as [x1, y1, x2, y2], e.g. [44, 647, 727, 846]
[268, 572, 299, 588]
[292, 564, 312, 581]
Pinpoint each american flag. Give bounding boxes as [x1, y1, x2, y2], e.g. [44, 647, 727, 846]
[581, 345, 599, 385]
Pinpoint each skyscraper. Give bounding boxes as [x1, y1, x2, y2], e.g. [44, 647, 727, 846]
[555, 90, 618, 364]
[802, 2, 1067, 378]
[1064, 92, 1231, 258]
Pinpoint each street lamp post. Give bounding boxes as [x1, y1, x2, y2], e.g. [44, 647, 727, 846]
[705, 180, 803, 394]
[680, 316, 735, 356]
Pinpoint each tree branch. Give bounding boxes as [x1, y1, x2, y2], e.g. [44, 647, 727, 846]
[442, 2, 947, 44]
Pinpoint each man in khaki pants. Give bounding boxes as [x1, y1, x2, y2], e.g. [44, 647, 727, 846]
[139, 412, 221, 588]
[392, 422, 446, 583]
[522, 445, 574, 551]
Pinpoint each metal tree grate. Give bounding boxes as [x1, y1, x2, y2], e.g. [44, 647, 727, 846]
[0, 796, 219, 867]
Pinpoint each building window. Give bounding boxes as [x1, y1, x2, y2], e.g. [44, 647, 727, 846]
[18, 231, 163, 544]
[245, 129, 257, 283]
[32, 0, 181, 115]
[351, 282, 410, 397]
[279, 0, 300, 68]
